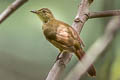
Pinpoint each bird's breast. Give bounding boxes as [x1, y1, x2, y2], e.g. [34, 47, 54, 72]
[43, 29, 56, 40]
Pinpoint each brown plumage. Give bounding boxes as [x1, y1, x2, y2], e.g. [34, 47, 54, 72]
[31, 8, 96, 77]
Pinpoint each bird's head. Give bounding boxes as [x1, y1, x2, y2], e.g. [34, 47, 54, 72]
[31, 8, 54, 23]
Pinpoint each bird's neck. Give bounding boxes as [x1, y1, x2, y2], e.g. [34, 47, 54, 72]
[42, 17, 55, 24]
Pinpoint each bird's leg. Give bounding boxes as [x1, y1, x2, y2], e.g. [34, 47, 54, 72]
[55, 50, 66, 67]
[56, 51, 62, 61]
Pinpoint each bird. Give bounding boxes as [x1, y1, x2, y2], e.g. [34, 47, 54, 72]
[31, 8, 96, 77]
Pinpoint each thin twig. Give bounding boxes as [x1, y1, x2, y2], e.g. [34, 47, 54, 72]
[89, 10, 120, 18]
[64, 16, 120, 80]
[46, 0, 94, 80]
[0, 0, 28, 24]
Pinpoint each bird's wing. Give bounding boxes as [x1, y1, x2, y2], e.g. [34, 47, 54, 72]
[43, 23, 74, 50]
[54, 24, 75, 47]
[68, 26, 85, 47]
[43, 20, 84, 50]
[49, 23, 84, 50]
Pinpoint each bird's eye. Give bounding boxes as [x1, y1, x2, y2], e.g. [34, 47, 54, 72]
[42, 10, 46, 13]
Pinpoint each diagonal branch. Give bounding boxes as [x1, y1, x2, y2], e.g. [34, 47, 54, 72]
[64, 16, 120, 80]
[89, 10, 120, 18]
[0, 0, 28, 24]
[45, 0, 94, 80]
[73, 0, 93, 33]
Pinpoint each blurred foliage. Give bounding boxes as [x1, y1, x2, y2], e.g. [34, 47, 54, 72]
[0, 0, 120, 80]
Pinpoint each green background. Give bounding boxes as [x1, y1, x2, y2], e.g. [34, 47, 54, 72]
[0, 0, 120, 80]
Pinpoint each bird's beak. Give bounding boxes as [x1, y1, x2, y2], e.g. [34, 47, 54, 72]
[30, 10, 38, 14]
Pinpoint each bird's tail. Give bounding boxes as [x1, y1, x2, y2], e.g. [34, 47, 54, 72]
[75, 47, 96, 77]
